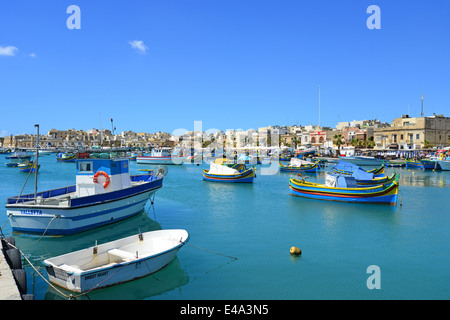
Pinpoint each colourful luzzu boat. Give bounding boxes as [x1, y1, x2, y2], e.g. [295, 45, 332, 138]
[279, 154, 291, 161]
[56, 152, 77, 162]
[289, 173, 398, 205]
[203, 162, 255, 183]
[405, 159, 424, 170]
[420, 158, 441, 170]
[18, 162, 40, 173]
[279, 158, 318, 173]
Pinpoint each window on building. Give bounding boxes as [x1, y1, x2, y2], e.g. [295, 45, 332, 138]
[392, 134, 397, 143]
[400, 134, 404, 140]
[416, 134, 420, 139]
[311, 137, 316, 143]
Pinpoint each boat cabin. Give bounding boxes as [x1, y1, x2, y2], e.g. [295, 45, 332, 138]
[76, 157, 132, 197]
[325, 173, 358, 188]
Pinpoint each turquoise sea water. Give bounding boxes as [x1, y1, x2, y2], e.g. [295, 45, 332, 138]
[0, 154, 449, 300]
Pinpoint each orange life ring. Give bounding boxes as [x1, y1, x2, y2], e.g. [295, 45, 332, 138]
[93, 171, 110, 188]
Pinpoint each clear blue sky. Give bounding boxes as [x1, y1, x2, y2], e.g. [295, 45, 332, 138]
[1, 0, 449, 137]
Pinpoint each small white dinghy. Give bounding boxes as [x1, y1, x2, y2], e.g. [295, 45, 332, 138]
[43, 229, 189, 293]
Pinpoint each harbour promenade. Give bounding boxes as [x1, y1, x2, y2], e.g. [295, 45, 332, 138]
[0, 241, 21, 300]
[0, 237, 33, 300]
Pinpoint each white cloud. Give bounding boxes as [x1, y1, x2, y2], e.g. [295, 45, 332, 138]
[28, 53, 36, 58]
[0, 45, 18, 56]
[129, 40, 148, 54]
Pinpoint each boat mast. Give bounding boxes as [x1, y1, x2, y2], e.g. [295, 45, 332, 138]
[318, 85, 321, 127]
[34, 124, 39, 203]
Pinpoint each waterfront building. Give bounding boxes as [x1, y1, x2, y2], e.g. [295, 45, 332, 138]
[374, 114, 450, 150]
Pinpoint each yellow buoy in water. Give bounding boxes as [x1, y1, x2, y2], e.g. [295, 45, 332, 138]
[290, 246, 301, 255]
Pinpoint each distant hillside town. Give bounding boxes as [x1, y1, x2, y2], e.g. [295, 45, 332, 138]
[1, 114, 449, 151]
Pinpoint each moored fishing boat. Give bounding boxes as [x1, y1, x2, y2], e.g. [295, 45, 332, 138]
[437, 160, 450, 171]
[296, 148, 316, 159]
[43, 229, 189, 293]
[6, 154, 164, 235]
[420, 158, 441, 170]
[387, 160, 405, 167]
[203, 162, 255, 183]
[405, 159, 424, 170]
[437, 156, 450, 171]
[5, 151, 32, 164]
[279, 154, 291, 161]
[136, 148, 183, 165]
[279, 158, 318, 173]
[56, 152, 77, 162]
[18, 162, 40, 173]
[289, 173, 398, 205]
[337, 155, 382, 166]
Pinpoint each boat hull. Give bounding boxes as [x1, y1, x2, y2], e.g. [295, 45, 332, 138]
[338, 156, 382, 167]
[43, 229, 189, 292]
[136, 156, 183, 165]
[420, 159, 441, 170]
[202, 168, 255, 183]
[289, 179, 398, 205]
[279, 163, 318, 173]
[405, 160, 424, 170]
[437, 160, 450, 171]
[6, 176, 163, 235]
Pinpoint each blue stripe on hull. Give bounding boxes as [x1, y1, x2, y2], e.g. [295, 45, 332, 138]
[202, 176, 254, 183]
[280, 167, 317, 173]
[11, 208, 145, 235]
[289, 189, 397, 204]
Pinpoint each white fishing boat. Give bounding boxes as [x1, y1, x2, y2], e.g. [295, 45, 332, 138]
[437, 159, 450, 171]
[6, 154, 164, 235]
[5, 150, 32, 163]
[43, 229, 189, 293]
[136, 148, 183, 165]
[338, 155, 382, 166]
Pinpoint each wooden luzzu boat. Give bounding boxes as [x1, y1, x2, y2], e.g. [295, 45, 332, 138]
[405, 159, 424, 170]
[203, 162, 255, 183]
[289, 173, 398, 205]
[279, 158, 319, 173]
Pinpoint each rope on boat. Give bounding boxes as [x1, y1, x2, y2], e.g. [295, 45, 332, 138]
[35, 215, 60, 242]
